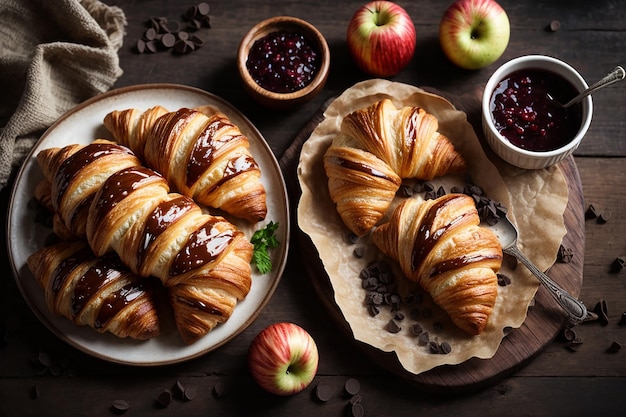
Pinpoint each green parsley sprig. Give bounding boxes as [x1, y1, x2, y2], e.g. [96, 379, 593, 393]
[250, 221, 280, 274]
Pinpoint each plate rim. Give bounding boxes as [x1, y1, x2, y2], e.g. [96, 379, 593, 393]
[6, 82, 290, 366]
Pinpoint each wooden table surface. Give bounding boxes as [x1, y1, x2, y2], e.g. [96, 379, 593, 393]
[1, 0, 625, 416]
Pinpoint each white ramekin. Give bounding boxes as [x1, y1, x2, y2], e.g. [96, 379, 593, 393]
[481, 55, 593, 169]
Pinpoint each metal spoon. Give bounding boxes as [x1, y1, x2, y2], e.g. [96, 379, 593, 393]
[548, 65, 625, 108]
[484, 214, 588, 324]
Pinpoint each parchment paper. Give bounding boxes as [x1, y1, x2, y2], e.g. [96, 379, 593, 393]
[297, 79, 568, 375]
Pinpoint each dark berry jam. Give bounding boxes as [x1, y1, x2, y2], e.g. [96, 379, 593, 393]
[490, 69, 583, 152]
[246, 30, 320, 94]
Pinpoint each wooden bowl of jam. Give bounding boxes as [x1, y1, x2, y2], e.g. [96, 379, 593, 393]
[237, 16, 330, 109]
[481, 55, 593, 169]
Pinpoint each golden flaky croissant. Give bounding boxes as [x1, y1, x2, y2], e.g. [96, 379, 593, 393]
[27, 240, 161, 340]
[36, 140, 253, 344]
[103, 105, 267, 223]
[324, 99, 467, 236]
[372, 194, 502, 335]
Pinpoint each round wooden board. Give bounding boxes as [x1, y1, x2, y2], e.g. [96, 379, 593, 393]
[279, 91, 585, 393]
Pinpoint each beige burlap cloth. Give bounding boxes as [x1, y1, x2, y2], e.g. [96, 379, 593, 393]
[0, 0, 126, 189]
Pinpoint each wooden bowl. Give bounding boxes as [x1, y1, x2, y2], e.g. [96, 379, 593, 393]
[237, 16, 330, 109]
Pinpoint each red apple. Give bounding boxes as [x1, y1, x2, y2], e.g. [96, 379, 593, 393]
[247, 322, 319, 396]
[347, 1, 417, 77]
[439, 0, 510, 70]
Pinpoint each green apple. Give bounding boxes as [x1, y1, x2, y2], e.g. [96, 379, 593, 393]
[439, 0, 510, 70]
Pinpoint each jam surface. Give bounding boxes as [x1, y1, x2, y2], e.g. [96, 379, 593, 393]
[246, 30, 320, 93]
[490, 69, 583, 152]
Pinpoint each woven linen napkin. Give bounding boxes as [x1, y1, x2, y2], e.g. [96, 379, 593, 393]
[0, 0, 126, 189]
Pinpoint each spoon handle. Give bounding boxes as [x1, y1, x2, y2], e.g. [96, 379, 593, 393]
[563, 65, 625, 108]
[504, 246, 588, 323]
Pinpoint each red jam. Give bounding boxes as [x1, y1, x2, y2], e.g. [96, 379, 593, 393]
[246, 30, 320, 93]
[490, 69, 583, 152]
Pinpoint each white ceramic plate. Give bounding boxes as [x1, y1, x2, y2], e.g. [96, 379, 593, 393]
[7, 84, 290, 366]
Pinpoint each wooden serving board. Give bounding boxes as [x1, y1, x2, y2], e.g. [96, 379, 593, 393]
[279, 91, 585, 393]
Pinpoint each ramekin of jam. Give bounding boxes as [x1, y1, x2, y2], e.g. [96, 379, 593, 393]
[237, 16, 330, 109]
[482, 55, 593, 169]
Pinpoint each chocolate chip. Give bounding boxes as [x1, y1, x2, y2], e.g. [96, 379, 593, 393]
[212, 382, 226, 399]
[314, 384, 332, 402]
[386, 319, 401, 333]
[557, 245, 574, 263]
[597, 212, 611, 224]
[156, 389, 172, 408]
[410, 323, 424, 336]
[111, 400, 130, 413]
[417, 331, 429, 346]
[183, 384, 197, 401]
[497, 273, 512, 286]
[173, 380, 186, 399]
[440, 341, 452, 354]
[344, 378, 360, 396]
[606, 341, 621, 354]
[593, 300, 609, 326]
[547, 20, 561, 32]
[565, 337, 583, 352]
[349, 394, 362, 405]
[610, 257, 625, 273]
[619, 312, 626, 326]
[161, 32, 176, 48]
[561, 327, 577, 342]
[353, 246, 365, 258]
[197, 2, 210, 16]
[399, 184, 414, 197]
[174, 39, 196, 54]
[350, 402, 365, 417]
[428, 341, 441, 354]
[347, 232, 359, 244]
[585, 204, 598, 220]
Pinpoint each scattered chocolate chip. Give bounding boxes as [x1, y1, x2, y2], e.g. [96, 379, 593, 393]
[565, 337, 583, 352]
[547, 20, 561, 32]
[585, 204, 598, 220]
[410, 323, 424, 336]
[497, 273, 512, 286]
[606, 341, 621, 354]
[314, 384, 332, 402]
[428, 341, 441, 354]
[593, 300, 609, 326]
[504, 253, 518, 270]
[583, 311, 599, 322]
[557, 245, 574, 263]
[183, 384, 197, 401]
[393, 311, 405, 321]
[619, 312, 626, 326]
[417, 331, 429, 346]
[173, 380, 186, 399]
[597, 212, 611, 224]
[212, 382, 226, 399]
[344, 378, 361, 396]
[367, 304, 380, 316]
[561, 327, 577, 342]
[197, 2, 210, 16]
[348, 232, 359, 244]
[156, 389, 172, 408]
[349, 394, 363, 405]
[350, 402, 365, 417]
[399, 184, 414, 197]
[386, 319, 401, 334]
[436, 185, 446, 198]
[610, 257, 625, 273]
[440, 341, 452, 354]
[111, 399, 130, 413]
[136, 39, 146, 53]
[353, 246, 365, 258]
[161, 32, 177, 48]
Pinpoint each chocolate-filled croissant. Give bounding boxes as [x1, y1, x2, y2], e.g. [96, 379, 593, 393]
[372, 194, 502, 335]
[27, 240, 161, 340]
[36, 141, 253, 344]
[103, 106, 267, 223]
[324, 99, 466, 236]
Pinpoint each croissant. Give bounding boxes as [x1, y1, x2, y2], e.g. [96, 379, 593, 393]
[324, 99, 467, 236]
[37, 141, 253, 344]
[371, 194, 502, 335]
[103, 105, 267, 223]
[27, 240, 160, 340]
